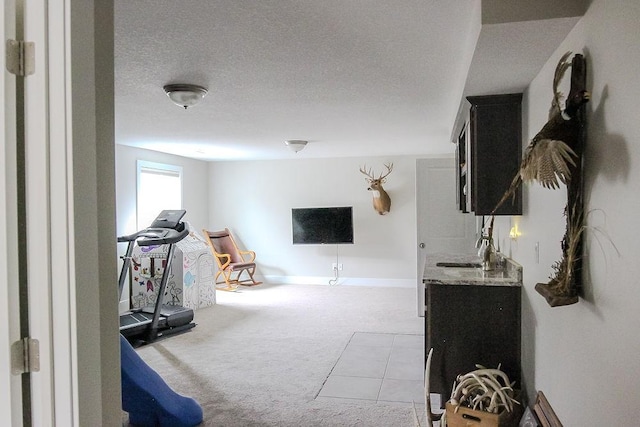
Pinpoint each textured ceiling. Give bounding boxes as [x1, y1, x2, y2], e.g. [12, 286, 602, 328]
[114, 1, 583, 161]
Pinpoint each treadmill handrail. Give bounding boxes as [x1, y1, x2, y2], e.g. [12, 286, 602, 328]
[117, 224, 188, 246]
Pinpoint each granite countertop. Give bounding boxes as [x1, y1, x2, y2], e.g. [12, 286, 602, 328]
[423, 253, 522, 287]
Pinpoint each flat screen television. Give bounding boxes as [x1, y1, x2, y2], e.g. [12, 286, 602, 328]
[292, 207, 354, 245]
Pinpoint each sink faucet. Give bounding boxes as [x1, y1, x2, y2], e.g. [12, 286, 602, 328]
[477, 216, 496, 270]
[479, 236, 496, 271]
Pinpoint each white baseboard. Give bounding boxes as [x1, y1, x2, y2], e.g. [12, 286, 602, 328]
[260, 275, 415, 288]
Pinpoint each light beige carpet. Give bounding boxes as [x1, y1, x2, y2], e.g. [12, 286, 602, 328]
[132, 283, 426, 426]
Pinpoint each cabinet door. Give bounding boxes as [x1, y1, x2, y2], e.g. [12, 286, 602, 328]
[426, 284, 521, 403]
[455, 123, 471, 213]
[468, 94, 523, 215]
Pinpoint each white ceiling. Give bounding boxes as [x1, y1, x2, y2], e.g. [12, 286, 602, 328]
[114, 1, 585, 161]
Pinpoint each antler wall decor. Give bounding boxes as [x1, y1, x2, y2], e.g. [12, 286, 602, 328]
[359, 163, 393, 215]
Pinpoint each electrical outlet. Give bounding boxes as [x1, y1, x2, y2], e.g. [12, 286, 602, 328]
[338, 263, 343, 271]
[332, 263, 338, 270]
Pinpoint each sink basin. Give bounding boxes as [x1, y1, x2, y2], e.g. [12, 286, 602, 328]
[436, 262, 481, 268]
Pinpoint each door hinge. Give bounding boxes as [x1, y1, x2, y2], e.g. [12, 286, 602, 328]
[6, 39, 35, 76]
[11, 337, 40, 375]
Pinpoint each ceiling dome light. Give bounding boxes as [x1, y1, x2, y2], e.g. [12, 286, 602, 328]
[163, 84, 208, 109]
[285, 140, 308, 153]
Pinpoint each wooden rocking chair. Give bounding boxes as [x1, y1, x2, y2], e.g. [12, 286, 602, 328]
[202, 228, 262, 291]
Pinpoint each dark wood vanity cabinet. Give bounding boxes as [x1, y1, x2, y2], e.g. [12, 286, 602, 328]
[425, 283, 521, 405]
[456, 93, 523, 215]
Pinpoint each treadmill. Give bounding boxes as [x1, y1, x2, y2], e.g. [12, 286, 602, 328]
[118, 210, 196, 345]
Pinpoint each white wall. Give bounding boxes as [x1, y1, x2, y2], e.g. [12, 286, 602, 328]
[115, 145, 210, 236]
[208, 156, 421, 286]
[492, 1, 640, 424]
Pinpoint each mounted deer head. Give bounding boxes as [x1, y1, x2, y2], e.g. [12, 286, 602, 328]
[359, 163, 393, 215]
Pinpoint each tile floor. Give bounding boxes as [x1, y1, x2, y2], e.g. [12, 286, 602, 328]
[317, 332, 440, 408]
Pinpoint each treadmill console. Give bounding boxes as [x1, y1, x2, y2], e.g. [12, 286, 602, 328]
[150, 210, 187, 229]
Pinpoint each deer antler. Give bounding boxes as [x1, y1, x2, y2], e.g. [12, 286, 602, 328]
[359, 165, 375, 181]
[378, 162, 393, 181]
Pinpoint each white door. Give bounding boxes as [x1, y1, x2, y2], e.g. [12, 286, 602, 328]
[416, 158, 478, 315]
[1, 0, 25, 424]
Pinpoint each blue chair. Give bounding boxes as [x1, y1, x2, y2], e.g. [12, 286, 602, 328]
[120, 335, 203, 426]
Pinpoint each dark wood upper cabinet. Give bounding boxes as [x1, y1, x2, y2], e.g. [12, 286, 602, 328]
[456, 93, 523, 215]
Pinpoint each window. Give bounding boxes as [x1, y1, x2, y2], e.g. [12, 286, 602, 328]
[136, 160, 182, 229]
